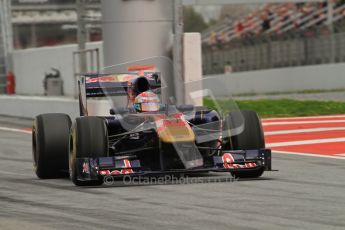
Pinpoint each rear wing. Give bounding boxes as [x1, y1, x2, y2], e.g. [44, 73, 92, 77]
[77, 72, 161, 116]
[84, 73, 161, 98]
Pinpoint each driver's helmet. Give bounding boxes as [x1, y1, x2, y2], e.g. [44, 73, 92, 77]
[133, 91, 161, 112]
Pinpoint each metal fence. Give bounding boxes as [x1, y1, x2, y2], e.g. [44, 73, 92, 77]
[73, 48, 100, 98]
[202, 31, 345, 75]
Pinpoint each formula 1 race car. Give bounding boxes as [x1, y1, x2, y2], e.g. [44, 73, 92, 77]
[32, 57, 272, 186]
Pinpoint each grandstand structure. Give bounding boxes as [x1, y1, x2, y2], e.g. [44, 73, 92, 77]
[202, 0, 345, 74]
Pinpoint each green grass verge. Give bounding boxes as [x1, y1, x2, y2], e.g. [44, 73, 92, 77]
[233, 88, 345, 97]
[204, 98, 345, 118]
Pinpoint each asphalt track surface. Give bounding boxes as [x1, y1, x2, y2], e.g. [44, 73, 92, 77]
[1, 116, 345, 230]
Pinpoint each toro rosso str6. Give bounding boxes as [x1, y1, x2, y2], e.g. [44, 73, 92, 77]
[32, 64, 272, 186]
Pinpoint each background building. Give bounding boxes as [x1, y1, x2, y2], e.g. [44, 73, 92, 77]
[11, 0, 102, 49]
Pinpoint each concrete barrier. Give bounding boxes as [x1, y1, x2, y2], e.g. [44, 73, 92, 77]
[204, 63, 345, 96]
[0, 95, 111, 120]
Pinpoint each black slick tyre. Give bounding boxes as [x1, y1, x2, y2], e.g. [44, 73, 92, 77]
[32, 113, 71, 179]
[69, 116, 108, 186]
[224, 110, 265, 178]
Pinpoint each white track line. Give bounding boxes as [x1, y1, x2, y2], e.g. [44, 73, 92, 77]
[262, 120, 345, 126]
[274, 150, 345, 160]
[265, 127, 345, 136]
[0, 127, 31, 134]
[267, 137, 345, 148]
[262, 114, 345, 121]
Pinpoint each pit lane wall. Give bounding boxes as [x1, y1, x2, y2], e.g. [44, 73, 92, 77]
[203, 63, 345, 96]
[0, 95, 112, 121]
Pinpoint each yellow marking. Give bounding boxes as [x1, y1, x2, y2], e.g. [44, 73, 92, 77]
[158, 126, 195, 143]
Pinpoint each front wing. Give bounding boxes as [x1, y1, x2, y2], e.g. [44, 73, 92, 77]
[76, 149, 272, 181]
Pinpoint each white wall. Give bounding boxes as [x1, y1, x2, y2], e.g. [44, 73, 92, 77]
[0, 95, 111, 121]
[204, 63, 345, 97]
[12, 42, 103, 97]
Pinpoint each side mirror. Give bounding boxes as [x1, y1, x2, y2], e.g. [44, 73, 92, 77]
[177, 104, 195, 112]
[152, 73, 161, 84]
[110, 107, 129, 115]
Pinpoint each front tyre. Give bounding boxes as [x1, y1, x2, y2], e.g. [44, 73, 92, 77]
[224, 110, 265, 178]
[32, 113, 71, 179]
[69, 117, 108, 186]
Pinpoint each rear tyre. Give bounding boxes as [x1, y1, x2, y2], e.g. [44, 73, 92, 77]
[224, 110, 265, 178]
[32, 113, 71, 179]
[69, 117, 108, 186]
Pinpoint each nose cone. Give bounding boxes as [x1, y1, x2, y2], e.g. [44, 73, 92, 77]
[155, 114, 195, 143]
[158, 125, 195, 143]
